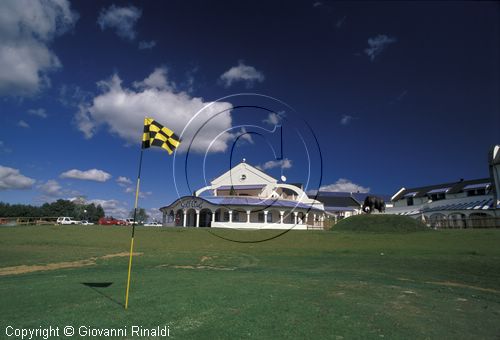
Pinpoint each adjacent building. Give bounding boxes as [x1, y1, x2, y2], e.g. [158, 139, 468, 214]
[386, 145, 500, 227]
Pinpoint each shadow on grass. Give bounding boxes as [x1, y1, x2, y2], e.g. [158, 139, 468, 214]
[81, 282, 124, 308]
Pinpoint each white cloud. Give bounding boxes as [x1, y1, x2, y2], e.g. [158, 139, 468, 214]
[0, 0, 78, 96]
[97, 4, 141, 41]
[336, 16, 346, 28]
[0, 141, 12, 154]
[139, 191, 152, 199]
[220, 61, 265, 88]
[88, 198, 129, 218]
[60, 168, 112, 182]
[123, 186, 151, 198]
[38, 179, 62, 196]
[258, 158, 292, 170]
[138, 40, 156, 50]
[364, 34, 397, 61]
[319, 178, 370, 193]
[59, 84, 93, 107]
[237, 127, 254, 144]
[133, 67, 173, 91]
[263, 111, 285, 126]
[116, 176, 132, 186]
[0, 165, 36, 190]
[397, 90, 408, 101]
[76, 68, 234, 153]
[340, 114, 354, 125]
[18, 120, 30, 128]
[28, 108, 47, 118]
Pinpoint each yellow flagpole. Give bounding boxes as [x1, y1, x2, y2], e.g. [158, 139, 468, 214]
[125, 150, 144, 309]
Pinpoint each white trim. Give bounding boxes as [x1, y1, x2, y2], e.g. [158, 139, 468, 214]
[391, 187, 406, 201]
[211, 222, 308, 230]
[195, 186, 212, 197]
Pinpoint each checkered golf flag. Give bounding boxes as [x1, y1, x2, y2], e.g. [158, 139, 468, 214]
[142, 118, 180, 154]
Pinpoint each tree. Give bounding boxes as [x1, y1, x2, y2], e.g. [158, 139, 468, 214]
[129, 208, 149, 223]
[45, 199, 76, 217]
[0, 200, 105, 221]
[85, 203, 105, 222]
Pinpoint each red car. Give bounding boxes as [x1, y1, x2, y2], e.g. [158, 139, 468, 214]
[98, 217, 127, 225]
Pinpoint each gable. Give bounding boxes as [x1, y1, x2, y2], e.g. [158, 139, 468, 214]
[211, 162, 277, 187]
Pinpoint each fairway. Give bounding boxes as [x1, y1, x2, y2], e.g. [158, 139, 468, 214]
[1, 226, 500, 339]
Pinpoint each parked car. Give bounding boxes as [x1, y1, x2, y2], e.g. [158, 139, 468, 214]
[80, 220, 94, 226]
[57, 217, 80, 225]
[125, 218, 139, 225]
[98, 217, 127, 225]
[144, 222, 162, 227]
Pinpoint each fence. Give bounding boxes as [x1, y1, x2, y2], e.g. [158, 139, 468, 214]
[426, 216, 500, 229]
[0, 217, 59, 226]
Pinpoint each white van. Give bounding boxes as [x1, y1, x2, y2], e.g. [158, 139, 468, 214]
[56, 217, 80, 225]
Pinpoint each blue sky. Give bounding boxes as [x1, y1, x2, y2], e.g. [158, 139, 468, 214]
[1, 1, 499, 218]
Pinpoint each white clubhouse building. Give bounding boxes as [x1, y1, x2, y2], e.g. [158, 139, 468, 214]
[160, 160, 326, 229]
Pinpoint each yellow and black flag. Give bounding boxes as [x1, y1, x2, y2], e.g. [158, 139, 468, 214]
[142, 118, 181, 155]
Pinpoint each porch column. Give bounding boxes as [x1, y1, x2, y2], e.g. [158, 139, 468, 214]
[305, 213, 309, 225]
[294, 211, 298, 224]
[313, 213, 316, 226]
[246, 210, 250, 223]
[211, 210, 216, 223]
[229, 210, 233, 223]
[183, 210, 187, 227]
[264, 210, 268, 224]
[280, 211, 284, 224]
[196, 209, 200, 228]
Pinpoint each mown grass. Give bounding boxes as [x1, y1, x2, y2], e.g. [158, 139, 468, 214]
[0, 225, 499, 339]
[333, 214, 428, 232]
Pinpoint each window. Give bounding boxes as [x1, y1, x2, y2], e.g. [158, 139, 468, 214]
[430, 193, 445, 201]
[407, 197, 414, 206]
[258, 213, 264, 222]
[467, 189, 486, 197]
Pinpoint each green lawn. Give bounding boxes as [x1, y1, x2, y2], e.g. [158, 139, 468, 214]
[0, 226, 499, 339]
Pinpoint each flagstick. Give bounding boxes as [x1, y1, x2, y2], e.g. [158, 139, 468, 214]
[125, 149, 144, 310]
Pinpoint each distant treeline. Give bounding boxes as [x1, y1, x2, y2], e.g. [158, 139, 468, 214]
[0, 200, 105, 222]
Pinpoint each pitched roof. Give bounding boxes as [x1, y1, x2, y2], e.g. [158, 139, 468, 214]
[314, 194, 360, 208]
[311, 191, 392, 206]
[392, 178, 492, 201]
[210, 161, 277, 185]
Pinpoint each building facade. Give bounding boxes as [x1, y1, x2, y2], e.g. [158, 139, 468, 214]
[160, 160, 326, 230]
[386, 145, 500, 227]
